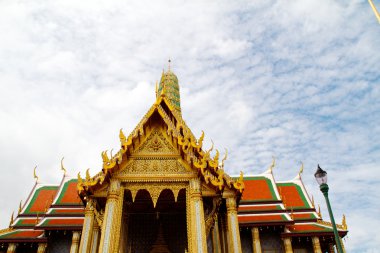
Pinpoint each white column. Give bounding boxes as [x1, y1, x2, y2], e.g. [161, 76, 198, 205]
[98, 179, 122, 253]
[282, 237, 293, 253]
[312, 236, 322, 253]
[37, 243, 47, 253]
[226, 197, 242, 253]
[6, 243, 17, 253]
[70, 231, 81, 253]
[251, 227, 261, 253]
[188, 179, 207, 253]
[79, 199, 95, 253]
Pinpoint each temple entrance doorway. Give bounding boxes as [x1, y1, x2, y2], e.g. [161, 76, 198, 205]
[121, 188, 187, 253]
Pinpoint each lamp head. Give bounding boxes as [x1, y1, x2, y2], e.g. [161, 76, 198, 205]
[314, 164, 328, 185]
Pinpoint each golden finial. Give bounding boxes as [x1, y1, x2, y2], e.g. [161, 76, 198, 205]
[268, 156, 275, 173]
[221, 149, 228, 168]
[61, 157, 67, 176]
[369, 0, 380, 23]
[9, 211, 14, 227]
[207, 140, 214, 153]
[86, 169, 91, 181]
[298, 162, 304, 176]
[18, 200, 22, 214]
[33, 166, 39, 183]
[311, 195, 315, 208]
[342, 214, 347, 230]
[318, 204, 322, 219]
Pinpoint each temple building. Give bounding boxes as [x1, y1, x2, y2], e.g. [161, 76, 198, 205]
[0, 69, 348, 253]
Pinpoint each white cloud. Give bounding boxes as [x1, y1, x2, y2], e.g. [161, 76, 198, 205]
[0, 0, 379, 251]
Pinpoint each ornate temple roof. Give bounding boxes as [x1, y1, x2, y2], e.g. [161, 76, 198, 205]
[0, 70, 348, 244]
[157, 69, 181, 114]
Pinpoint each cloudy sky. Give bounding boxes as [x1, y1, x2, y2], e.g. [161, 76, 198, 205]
[0, 0, 379, 251]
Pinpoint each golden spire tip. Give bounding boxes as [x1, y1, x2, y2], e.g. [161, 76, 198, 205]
[33, 165, 39, 183]
[61, 157, 67, 176]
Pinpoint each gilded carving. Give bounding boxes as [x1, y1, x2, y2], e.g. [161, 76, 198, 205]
[134, 129, 176, 154]
[118, 159, 187, 175]
[126, 183, 186, 207]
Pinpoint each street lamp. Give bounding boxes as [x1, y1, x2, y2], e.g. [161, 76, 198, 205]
[314, 165, 344, 253]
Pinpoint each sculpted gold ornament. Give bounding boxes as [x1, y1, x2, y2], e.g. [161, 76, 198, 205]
[233, 171, 245, 193]
[33, 166, 39, 183]
[77, 170, 105, 192]
[9, 211, 14, 227]
[61, 157, 67, 175]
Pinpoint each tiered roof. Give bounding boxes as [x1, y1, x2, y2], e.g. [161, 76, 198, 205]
[0, 175, 84, 243]
[237, 162, 348, 238]
[238, 165, 292, 226]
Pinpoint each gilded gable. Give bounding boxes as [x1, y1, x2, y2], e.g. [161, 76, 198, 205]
[133, 128, 177, 155]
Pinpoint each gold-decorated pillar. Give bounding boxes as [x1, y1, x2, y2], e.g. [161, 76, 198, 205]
[70, 231, 81, 253]
[79, 199, 95, 253]
[212, 218, 222, 253]
[282, 237, 293, 253]
[90, 223, 100, 253]
[218, 213, 228, 253]
[328, 243, 335, 253]
[251, 227, 262, 253]
[188, 178, 207, 253]
[6, 243, 17, 253]
[98, 179, 123, 253]
[312, 236, 322, 253]
[37, 243, 47, 253]
[226, 197, 242, 253]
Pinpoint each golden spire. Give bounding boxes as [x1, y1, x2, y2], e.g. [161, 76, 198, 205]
[318, 204, 322, 219]
[298, 162, 304, 177]
[369, 0, 380, 23]
[61, 157, 67, 176]
[342, 214, 347, 230]
[18, 200, 23, 214]
[268, 156, 275, 173]
[9, 211, 14, 227]
[33, 166, 39, 183]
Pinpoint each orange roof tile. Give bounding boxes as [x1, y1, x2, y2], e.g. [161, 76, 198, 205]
[241, 177, 278, 202]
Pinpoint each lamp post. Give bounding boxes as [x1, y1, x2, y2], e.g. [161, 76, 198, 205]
[314, 165, 344, 253]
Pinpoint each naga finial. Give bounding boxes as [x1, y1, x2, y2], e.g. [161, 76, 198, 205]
[221, 149, 228, 168]
[318, 204, 322, 219]
[18, 200, 23, 214]
[61, 157, 67, 176]
[86, 169, 91, 181]
[9, 211, 14, 227]
[298, 162, 304, 176]
[268, 156, 275, 173]
[207, 140, 214, 153]
[33, 166, 39, 183]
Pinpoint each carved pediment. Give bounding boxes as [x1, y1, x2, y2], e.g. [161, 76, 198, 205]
[116, 158, 193, 177]
[133, 129, 177, 155]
